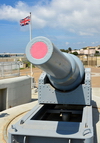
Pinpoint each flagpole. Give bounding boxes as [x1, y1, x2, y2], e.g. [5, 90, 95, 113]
[29, 12, 33, 88]
[30, 12, 32, 41]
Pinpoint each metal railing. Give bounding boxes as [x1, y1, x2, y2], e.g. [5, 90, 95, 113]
[0, 62, 20, 78]
[78, 55, 99, 66]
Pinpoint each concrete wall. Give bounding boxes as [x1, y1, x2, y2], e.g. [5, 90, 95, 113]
[97, 57, 100, 66]
[0, 76, 31, 111]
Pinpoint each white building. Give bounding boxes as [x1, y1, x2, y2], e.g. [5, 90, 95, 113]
[72, 45, 100, 55]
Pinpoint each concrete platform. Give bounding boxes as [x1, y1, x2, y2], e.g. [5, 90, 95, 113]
[0, 88, 100, 143]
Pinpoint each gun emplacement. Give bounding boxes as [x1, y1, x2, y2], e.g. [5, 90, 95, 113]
[8, 36, 93, 143]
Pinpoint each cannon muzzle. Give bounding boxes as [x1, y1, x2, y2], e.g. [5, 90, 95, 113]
[26, 36, 84, 91]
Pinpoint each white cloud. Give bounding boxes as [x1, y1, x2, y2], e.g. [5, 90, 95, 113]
[79, 31, 93, 36]
[91, 42, 95, 45]
[74, 42, 85, 45]
[0, 0, 100, 34]
[0, 3, 28, 21]
[91, 41, 99, 45]
[65, 42, 69, 45]
[77, 42, 81, 45]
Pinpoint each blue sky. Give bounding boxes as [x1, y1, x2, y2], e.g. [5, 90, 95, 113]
[0, 0, 100, 53]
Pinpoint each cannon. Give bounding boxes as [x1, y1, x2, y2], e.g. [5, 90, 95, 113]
[26, 36, 84, 91]
[8, 37, 93, 143]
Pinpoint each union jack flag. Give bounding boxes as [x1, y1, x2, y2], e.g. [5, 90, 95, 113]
[20, 16, 30, 26]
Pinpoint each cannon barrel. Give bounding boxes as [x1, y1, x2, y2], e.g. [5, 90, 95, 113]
[26, 36, 84, 91]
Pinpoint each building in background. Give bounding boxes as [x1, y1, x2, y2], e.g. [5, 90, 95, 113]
[72, 45, 100, 55]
